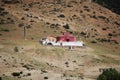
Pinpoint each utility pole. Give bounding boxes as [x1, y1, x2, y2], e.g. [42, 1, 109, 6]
[24, 26, 27, 40]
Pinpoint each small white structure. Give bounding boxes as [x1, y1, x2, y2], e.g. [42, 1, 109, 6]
[40, 33, 84, 47]
[40, 38, 84, 47]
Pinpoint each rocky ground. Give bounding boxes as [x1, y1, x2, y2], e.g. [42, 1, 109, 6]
[0, 40, 120, 80]
[0, 0, 120, 80]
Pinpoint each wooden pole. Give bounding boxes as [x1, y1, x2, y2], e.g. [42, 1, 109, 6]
[24, 26, 27, 40]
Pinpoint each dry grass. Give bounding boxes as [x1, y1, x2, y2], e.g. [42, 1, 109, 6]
[0, 0, 120, 80]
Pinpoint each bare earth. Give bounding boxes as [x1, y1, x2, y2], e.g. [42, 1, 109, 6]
[0, 41, 120, 80]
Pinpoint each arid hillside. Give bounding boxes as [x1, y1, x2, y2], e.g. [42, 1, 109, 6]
[0, 0, 120, 80]
[0, 0, 120, 41]
[0, 0, 119, 53]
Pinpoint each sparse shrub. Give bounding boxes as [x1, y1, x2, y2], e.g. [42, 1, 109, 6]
[22, 64, 34, 70]
[44, 76, 48, 79]
[92, 15, 97, 19]
[102, 28, 107, 30]
[2, 11, 9, 15]
[46, 22, 50, 25]
[33, 16, 38, 19]
[12, 72, 21, 77]
[0, 7, 5, 11]
[18, 23, 24, 27]
[84, 6, 89, 8]
[58, 14, 65, 18]
[106, 27, 109, 29]
[97, 38, 110, 42]
[65, 62, 68, 65]
[108, 33, 113, 37]
[30, 19, 35, 22]
[21, 17, 25, 20]
[0, 34, 2, 36]
[0, 28, 9, 32]
[83, 6, 90, 12]
[112, 31, 116, 33]
[91, 40, 97, 43]
[110, 40, 119, 44]
[67, 4, 73, 7]
[50, 23, 60, 28]
[51, 8, 61, 13]
[53, 0, 61, 4]
[26, 25, 31, 29]
[2, 0, 20, 4]
[57, 0, 61, 4]
[80, 10, 83, 13]
[31, 37, 34, 40]
[84, 8, 90, 12]
[93, 11, 96, 14]
[72, 14, 79, 19]
[92, 35, 95, 37]
[41, 69, 47, 73]
[114, 21, 120, 26]
[80, 31, 86, 36]
[70, 0, 77, 4]
[0, 18, 14, 24]
[97, 68, 120, 80]
[14, 46, 19, 52]
[8, 19, 14, 24]
[72, 60, 76, 63]
[28, 3, 33, 8]
[98, 16, 106, 19]
[0, 19, 5, 24]
[105, 18, 109, 23]
[27, 73, 31, 76]
[20, 71, 23, 74]
[7, 17, 11, 20]
[63, 24, 70, 29]
[43, 31, 46, 33]
[24, 8, 29, 11]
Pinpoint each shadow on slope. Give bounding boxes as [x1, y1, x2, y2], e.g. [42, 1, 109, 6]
[93, 0, 120, 15]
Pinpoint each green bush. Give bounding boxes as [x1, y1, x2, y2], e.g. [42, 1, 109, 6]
[14, 46, 19, 52]
[80, 31, 86, 36]
[2, 0, 20, 4]
[0, 34, 2, 36]
[102, 28, 107, 31]
[63, 24, 70, 29]
[0, 7, 5, 11]
[12, 72, 20, 77]
[44, 76, 48, 79]
[18, 23, 24, 27]
[91, 40, 97, 43]
[97, 68, 120, 80]
[27, 73, 31, 76]
[0, 28, 9, 32]
[108, 33, 113, 37]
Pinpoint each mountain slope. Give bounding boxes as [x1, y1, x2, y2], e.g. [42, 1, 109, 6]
[0, 0, 120, 80]
[0, 0, 119, 49]
[93, 0, 120, 15]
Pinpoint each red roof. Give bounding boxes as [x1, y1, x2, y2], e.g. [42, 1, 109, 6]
[56, 32, 75, 42]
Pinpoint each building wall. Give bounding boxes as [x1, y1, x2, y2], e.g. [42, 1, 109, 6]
[56, 36, 75, 42]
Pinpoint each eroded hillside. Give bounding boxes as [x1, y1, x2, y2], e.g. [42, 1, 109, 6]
[0, 0, 120, 40]
[0, 0, 120, 80]
[0, 0, 119, 53]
